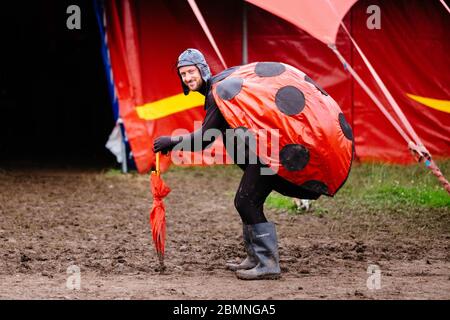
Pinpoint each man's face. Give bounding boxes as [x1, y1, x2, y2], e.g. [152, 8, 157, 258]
[179, 65, 203, 92]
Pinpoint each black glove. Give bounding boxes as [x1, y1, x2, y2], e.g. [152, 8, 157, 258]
[153, 136, 179, 154]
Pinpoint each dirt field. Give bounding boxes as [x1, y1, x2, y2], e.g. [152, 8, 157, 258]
[0, 165, 449, 299]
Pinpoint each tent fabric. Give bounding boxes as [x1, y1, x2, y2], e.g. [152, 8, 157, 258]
[187, 0, 228, 69]
[93, 0, 120, 121]
[103, 0, 450, 173]
[245, 0, 357, 45]
[104, 0, 242, 172]
[103, 0, 154, 172]
[349, 0, 449, 163]
[211, 62, 353, 196]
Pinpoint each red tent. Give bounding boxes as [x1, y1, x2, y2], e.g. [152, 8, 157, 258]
[103, 0, 450, 173]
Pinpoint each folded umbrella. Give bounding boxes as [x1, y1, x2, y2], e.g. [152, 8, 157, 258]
[149, 152, 171, 271]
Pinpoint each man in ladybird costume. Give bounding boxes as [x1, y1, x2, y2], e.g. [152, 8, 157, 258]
[154, 49, 353, 280]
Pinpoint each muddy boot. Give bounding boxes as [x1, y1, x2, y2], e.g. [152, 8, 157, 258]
[225, 224, 258, 271]
[236, 222, 281, 280]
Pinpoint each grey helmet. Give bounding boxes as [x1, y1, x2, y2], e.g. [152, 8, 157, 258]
[177, 48, 211, 95]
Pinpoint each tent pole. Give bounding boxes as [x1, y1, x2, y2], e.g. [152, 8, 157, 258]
[187, 0, 227, 69]
[242, 1, 248, 65]
[121, 139, 127, 173]
[119, 121, 128, 173]
[330, 45, 450, 195]
[440, 0, 450, 14]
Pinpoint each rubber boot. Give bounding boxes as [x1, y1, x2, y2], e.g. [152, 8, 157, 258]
[236, 222, 281, 280]
[225, 224, 258, 271]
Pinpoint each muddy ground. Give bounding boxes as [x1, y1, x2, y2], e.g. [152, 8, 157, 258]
[0, 165, 449, 299]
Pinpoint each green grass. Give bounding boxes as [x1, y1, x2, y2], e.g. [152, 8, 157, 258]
[104, 168, 123, 177]
[266, 192, 329, 216]
[364, 185, 450, 208]
[265, 160, 450, 213]
[344, 160, 450, 208]
[266, 193, 298, 212]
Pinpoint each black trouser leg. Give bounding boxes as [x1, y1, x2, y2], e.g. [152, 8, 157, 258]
[234, 163, 273, 225]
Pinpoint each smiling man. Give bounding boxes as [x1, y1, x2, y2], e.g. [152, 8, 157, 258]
[153, 48, 353, 280]
[177, 48, 211, 95]
[179, 65, 203, 92]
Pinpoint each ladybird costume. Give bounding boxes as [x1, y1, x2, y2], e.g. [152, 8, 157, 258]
[211, 62, 353, 196]
[153, 48, 354, 280]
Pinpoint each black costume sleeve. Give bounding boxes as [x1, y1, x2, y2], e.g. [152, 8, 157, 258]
[172, 94, 229, 152]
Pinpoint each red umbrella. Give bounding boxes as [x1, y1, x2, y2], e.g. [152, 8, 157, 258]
[149, 152, 171, 270]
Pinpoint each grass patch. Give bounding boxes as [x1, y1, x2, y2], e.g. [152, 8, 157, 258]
[344, 160, 450, 209]
[266, 193, 298, 213]
[104, 168, 123, 177]
[264, 160, 450, 214]
[364, 185, 450, 208]
[265, 193, 330, 217]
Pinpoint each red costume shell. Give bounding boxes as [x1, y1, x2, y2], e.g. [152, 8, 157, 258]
[211, 62, 353, 196]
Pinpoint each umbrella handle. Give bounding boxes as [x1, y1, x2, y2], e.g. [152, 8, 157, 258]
[156, 152, 160, 176]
